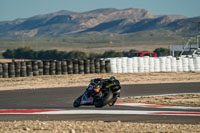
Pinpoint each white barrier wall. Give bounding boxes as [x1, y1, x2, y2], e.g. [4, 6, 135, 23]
[109, 56, 200, 73]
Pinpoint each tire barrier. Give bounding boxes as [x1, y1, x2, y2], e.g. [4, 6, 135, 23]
[15, 62, 21, 77]
[8, 62, 15, 78]
[61, 60, 68, 75]
[95, 59, 100, 73]
[43, 61, 50, 75]
[33, 61, 39, 76]
[38, 61, 43, 76]
[0, 59, 110, 78]
[90, 59, 95, 74]
[67, 60, 73, 74]
[73, 59, 79, 74]
[0, 63, 3, 78]
[50, 60, 56, 75]
[56, 61, 62, 75]
[84, 59, 90, 74]
[78, 59, 84, 74]
[21, 62, 27, 77]
[26, 61, 33, 77]
[2, 63, 8, 78]
[100, 60, 106, 73]
[105, 60, 111, 73]
[109, 56, 200, 73]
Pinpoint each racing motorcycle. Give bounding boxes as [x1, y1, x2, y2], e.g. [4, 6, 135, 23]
[73, 77, 121, 108]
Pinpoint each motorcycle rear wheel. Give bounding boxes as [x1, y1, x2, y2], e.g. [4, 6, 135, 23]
[94, 89, 113, 108]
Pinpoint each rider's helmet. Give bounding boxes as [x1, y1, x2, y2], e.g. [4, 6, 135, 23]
[89, 78, 102, 92]
[109, 76, 117, 81]
[90, 78, 101, 85]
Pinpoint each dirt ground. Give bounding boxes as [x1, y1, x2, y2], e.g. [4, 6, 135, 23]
[0, 121, 199, 133]
[0, 72, 200, 91]
[117, 93, 200, 107]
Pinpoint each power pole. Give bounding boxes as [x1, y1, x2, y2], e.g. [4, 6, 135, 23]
[193, 21, 200, 49]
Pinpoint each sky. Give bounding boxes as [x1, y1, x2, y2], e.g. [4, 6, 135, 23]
[0, 0, 200, 21]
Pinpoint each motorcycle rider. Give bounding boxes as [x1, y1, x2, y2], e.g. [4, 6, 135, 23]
[86, 76, 121, 106]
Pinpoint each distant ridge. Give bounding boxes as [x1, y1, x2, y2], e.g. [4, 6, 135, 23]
[0, 8, 199, 39]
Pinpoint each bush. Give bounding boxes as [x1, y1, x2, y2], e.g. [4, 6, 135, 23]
[153, 48, 170, 57]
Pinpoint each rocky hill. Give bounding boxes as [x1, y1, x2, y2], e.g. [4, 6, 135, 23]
[0, 8, 199, 39]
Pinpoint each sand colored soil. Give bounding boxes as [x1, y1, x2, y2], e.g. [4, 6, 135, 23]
[0, 121, 199, 133]
[0, 72, 200, 91]
[118, 93, 200, 107]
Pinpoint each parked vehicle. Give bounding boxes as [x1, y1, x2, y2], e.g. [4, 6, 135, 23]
[131, 52, 157, 57]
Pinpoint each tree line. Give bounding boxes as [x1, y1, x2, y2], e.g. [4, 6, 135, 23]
[2, 47, 170, 60]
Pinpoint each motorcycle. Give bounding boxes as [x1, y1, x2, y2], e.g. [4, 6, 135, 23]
[73, 78, 121, 108]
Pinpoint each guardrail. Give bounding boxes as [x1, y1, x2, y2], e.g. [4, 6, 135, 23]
[0, 59, 111, 78]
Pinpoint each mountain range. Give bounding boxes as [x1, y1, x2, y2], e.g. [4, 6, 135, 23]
[0, 8, 200, 39]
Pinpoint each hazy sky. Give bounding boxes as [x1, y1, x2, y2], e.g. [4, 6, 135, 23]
[0, 0, 200, 21]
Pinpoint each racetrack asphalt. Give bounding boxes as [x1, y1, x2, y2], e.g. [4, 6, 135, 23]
[0, 82, 200, 123]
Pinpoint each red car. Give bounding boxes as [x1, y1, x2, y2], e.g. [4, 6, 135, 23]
[132, 52, 157, 57]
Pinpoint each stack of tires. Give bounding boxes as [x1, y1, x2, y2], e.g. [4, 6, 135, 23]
[176, 58, 183, 72]
[166, 57, 171, 72]
[116, 58, 122, 73]
[194, 57, 200, 71]
[110, 58, 117, 73]
[78, 60, 84, 74]
[154, 58, 160, 72]
[171, 57, 177, 72]
[122, 57, 128, 73]
[149, 57, 155, 72]
[143, 57, 149, 72]
[94, 59, 100, 73]
[132, 57, 138, 73]
[160, 57, 166, 72]
[138, 57, 144, 72]
[127, 58, 133, 73]
[188, 58, 195, 71]
[182, 58, 189, 72]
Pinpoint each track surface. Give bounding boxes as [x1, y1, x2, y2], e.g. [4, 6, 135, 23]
[0, 82, 200, 123]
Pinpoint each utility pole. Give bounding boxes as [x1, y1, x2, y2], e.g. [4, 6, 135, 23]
[193, 21, 200, 49]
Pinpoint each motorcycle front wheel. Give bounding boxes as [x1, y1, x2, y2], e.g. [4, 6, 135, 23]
[73, 95, 82, 108]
